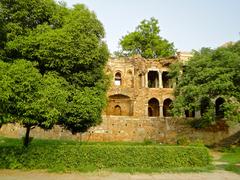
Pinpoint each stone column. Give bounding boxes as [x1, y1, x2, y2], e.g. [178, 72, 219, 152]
[172, 79, 176, 89]
[160, 105, 164, 118]
[171, 79, 175, 88]
[145, 72, 148, 88]
[145, 103, 148, 116]
[181, 111, 185, 118]
[142, 74, 145, 88]
[130, 100, 134, 116]
[195, 111, 201, 118]
[159, 71, 163, 88]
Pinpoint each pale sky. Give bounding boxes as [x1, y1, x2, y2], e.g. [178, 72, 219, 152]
[64, 0, 240, 53]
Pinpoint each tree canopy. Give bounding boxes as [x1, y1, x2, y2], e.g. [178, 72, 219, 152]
[117, 17, 176, 59]
[0, 0, 109, 145]
[0, 60, 69, 145]
[171, 41, 240, 125]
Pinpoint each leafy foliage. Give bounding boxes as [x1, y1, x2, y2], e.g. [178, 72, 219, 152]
[0, 143, 211, 171]
[0, 0, 66, 39]
[172, 41, 240, 125]
[60, 87, 107, 133]
[0, 0, 109, 145]
[118, 17, 176, 58]
[5, 4, 108, 84]
[0, 60, 70, 145]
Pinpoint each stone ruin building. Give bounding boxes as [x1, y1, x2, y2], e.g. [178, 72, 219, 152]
[79, 52, 237, 144]
[80, 53, 191, 142]
[1, 52, 239, 144]
[105, 56, 176, 118]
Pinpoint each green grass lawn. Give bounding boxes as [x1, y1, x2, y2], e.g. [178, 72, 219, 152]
[0, 136, 163, 146]
[220, 147, 240, 174]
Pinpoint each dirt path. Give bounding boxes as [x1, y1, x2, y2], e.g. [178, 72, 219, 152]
[0, 170, 240, 180]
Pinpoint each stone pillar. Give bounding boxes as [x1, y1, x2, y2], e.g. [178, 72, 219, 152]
[130, 100, 134, 116]
[145, 72, 148, 88]
[181, 111, 185, 118]
[172, 79, 176, 89]
[160, 105, 164, 118]
[159, 71, 163, 88]
[195, 111, 201, 118]
[145, 103, 149, 116]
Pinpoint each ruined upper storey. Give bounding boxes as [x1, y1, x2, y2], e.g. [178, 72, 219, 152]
[104, 55, 186, 118]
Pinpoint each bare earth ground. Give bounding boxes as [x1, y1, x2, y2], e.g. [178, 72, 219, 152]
[0, 170, 240, 180]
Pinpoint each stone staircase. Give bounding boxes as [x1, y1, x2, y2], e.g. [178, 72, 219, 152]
[214, 130, 240, 147]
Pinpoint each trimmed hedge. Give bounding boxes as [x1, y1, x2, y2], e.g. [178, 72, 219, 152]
[0, 145, 211, 170]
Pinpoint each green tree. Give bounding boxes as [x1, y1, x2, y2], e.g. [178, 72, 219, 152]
[0, 1, 109, 145]
[0, 60, 69, 146]
[118, 17, 176, 58]
[171, 41, 240, 126]
[0, 0, 66, 40]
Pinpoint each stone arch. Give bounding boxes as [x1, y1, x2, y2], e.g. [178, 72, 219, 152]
[163, 98, 173, 117]
[127, 69, 132, 75]
[107, 94, 132, 116]
[114, 71, 122, 86]
[215, 97, 225, 118]
[109, 94, 130, 99]
[114, 105, 121, 116]
[148, 98, 160, 117]
[200, 97, 210, 116]
[148, 71, 159, 88]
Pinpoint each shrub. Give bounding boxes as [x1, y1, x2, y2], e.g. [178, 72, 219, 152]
[0, 144, 211, 171]
[176, 136, 191, 145]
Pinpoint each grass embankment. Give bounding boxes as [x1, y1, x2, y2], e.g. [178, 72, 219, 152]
[220, 147, 240, 174]
[0, 136, 212, 173]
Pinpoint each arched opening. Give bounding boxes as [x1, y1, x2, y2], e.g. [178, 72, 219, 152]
[114, 72, 121, 86]
[162, 71, 171, 88]
[127, 70, 132, 75]
[148, 71, 159, 88]
[114, 105, 121, 116]
[200, 97, 210, 116]
[148, 98, 160, 117]
[148, 107, 153, 117]
[107, 94, 132, 116]
[215, 97, 225, 118]
[185, 109, 195, 118]
[163, 98, 173, 117]
[138, 74, 142, 88]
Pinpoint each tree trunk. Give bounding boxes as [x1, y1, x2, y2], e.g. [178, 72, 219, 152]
[24, 126, 31, 147]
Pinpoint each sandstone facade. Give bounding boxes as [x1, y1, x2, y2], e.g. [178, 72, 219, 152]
[104, 56, 176, 118]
